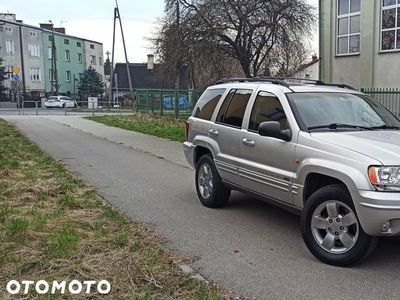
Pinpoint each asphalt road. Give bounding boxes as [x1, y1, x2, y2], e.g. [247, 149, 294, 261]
[3, 116, 400, 300]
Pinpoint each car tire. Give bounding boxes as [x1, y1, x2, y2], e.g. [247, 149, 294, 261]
[301, 184, 379, 267]
[195, 154, 231, 208]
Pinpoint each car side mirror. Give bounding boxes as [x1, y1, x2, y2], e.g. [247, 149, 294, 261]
[258, 121, 292, 141]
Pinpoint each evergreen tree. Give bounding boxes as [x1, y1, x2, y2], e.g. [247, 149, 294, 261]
[77, 66, 104, 96]
[104, 57, 111, 76]
[0, 57, 7, 100]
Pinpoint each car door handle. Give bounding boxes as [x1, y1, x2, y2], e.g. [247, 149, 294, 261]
[209, 129, 219, 136]
[242, 138, 255, 147]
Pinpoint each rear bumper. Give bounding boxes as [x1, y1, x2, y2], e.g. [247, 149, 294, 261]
[44, 102, 62, 108]
[183, 141, 195, 168]
[352, 189, 400, 236]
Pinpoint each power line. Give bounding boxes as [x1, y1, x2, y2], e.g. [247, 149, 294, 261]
[18, 16, 157, 24]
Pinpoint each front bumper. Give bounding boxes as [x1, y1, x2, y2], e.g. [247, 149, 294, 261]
[352, 189, 400, 236]
[183, 141, 195, 169]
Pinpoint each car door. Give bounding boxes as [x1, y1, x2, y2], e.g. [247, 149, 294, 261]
[209, 89, 252, 184]
[239, 90, 296, 204]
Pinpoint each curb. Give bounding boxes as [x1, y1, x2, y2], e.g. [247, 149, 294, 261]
[179, 265, 207, 282]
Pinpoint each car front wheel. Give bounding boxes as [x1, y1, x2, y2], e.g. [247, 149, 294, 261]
[301, 184, 379, 267]
[195, 154, 230, 208]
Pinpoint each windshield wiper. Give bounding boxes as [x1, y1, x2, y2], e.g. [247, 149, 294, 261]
[308, 123, 374, 131]
[370, 125, 400, 130]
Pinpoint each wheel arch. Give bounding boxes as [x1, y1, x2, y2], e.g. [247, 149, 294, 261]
[303, 173, 346, 205]
[194, 146, 212, 167]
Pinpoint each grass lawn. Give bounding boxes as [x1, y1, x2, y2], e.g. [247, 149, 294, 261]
[0, 119, 240, 299]
[86, 114, 187, 143]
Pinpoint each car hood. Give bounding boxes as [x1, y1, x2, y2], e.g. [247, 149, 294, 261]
[310, 130, 400, 165]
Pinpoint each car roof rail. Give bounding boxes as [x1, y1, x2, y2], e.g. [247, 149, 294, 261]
[214, 77, 291, 89]
[264, 77, 358, 91]
[214, 77, 357, 91]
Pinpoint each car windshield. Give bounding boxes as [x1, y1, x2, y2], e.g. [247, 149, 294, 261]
[48, 96, 58, 100]
[288, 93, 400, 131]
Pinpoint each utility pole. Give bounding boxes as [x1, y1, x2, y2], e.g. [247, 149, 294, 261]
[18, 25, 26, 97]
[50, 27, 54, 95]
[174, 0, 181, 118]
[108, 1, 134, 108]
[50, 21, 59, 95]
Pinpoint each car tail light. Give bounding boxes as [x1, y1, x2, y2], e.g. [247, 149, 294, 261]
[185, 121, 190, 141]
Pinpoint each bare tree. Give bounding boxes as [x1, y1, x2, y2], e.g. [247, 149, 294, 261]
[180, 0, 316, 77]
[152, 0, 243, 90]
[272, 35, 312, 77]
[153, 0, 316, 88]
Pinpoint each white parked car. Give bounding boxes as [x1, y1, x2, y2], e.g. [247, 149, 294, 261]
[44, 96, 77, 108]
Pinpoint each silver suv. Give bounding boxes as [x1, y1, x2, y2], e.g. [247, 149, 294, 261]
[183, 77, 400, 266]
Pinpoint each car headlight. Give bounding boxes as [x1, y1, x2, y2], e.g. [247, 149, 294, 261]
[368, 166, 400, 191]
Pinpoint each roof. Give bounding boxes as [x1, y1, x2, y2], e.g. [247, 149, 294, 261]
[112, 63, 190, 90]
[0, 19, 103, 45]
[289, 58, 320, 77]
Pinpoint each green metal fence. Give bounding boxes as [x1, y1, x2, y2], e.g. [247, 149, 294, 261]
[361, 88, 400, 117]
[136, 89, 201, 119]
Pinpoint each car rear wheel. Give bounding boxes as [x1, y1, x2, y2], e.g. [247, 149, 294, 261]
[195, 154, 230, 208]
[301, 184, 378, 267]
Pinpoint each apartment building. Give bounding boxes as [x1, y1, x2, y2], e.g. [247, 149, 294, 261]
[321, 0, 400, 88]
[0, 13, 104, 99]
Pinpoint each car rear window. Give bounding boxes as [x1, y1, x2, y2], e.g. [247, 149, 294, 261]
[193, 88, 225, 120]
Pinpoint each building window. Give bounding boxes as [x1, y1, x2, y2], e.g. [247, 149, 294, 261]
[90, 44, 94, 49]
[48, 46, 52, 59]
[77, 41, 81, 47]
[30, 68, 41, 81]
[90, 55, 96, 65]
[4, 26, 13, 33]
[64, 39, 69, 45]
[6, 40, 14, 54]
[6, 66, 14, 79]
[337, 0, 361, 55]
[77, 53, 82, 63]
[78, 73, 83, 81]
[99, 57, 102, 65]
[28, 44, 41, 57]
[381, 0, 400, 50]
[66, 71, 71, 82]
[29, 31, 37, 37]
[48, 35, 53, 41]
[65, 50, 70, 61]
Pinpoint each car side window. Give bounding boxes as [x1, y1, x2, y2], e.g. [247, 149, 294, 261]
[248, 91, 289, 132]
[216, 89, 252, 128]
[193, 88, 226, 120]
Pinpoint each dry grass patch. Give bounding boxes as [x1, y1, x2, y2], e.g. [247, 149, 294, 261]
[0, 119, 243, 299]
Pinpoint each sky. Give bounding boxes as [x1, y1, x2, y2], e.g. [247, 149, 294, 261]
[0, 0, 318, 64]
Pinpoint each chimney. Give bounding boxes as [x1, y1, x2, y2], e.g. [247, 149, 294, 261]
[55, 27, 66, 34]
[0, 13, 16, 22]
[147, 54, 154, 70]
[40, 23, 54, 31]
[312, 55, 318, 62]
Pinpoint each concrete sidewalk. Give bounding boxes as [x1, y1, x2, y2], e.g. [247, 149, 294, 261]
[4, 115, 192, 169]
